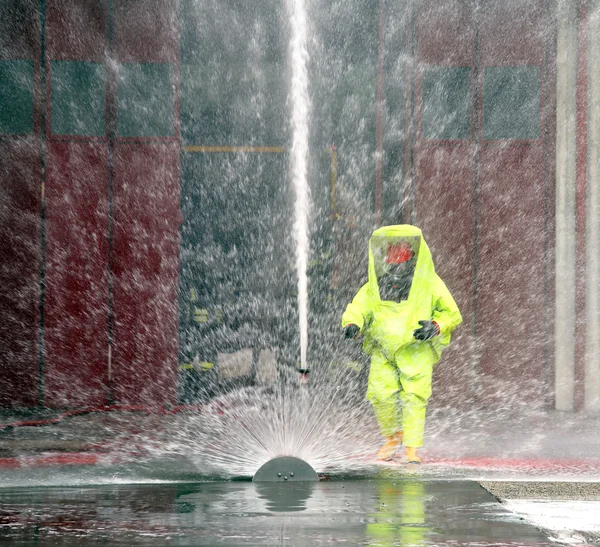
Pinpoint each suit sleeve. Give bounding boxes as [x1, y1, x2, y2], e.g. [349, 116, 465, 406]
[432, 275, 462, 335]
[341, 283, 372, 330]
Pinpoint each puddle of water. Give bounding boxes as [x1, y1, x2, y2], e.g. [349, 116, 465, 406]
[0, 479, 556, 546]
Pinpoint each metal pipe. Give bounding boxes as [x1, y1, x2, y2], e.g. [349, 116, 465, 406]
[585, 0, 600, 412]
[375, 0, 384, 226]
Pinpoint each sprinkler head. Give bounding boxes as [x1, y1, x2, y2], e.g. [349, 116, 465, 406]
[297, 368, 310, 386]
[253, 456, 318, 482]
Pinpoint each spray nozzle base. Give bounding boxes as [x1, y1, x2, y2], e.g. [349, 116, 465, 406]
[253, 456, 318, 482]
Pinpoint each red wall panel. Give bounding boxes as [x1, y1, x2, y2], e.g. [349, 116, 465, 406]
[412, 0, 477, 406]
[475, 1, 551, 407]
[479, 0, 546, 66]
[46, 0, 108, 61]
[414, 144, 476, 406]
[0, 139, 41, 407]
[113, 0, 178, 62]
[44, 141, 110, 407]
[112, 143, 179, 405]
[415, 0, 476, 66]
[476, 144, 547, 406]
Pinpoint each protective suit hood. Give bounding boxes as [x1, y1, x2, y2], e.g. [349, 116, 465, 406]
[363, 224, 444, 355]
[368, 224, 435, 306]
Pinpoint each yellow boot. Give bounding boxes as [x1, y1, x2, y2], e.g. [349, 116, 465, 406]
[405, 446, 421, 464]
[376, 431, 403, 461]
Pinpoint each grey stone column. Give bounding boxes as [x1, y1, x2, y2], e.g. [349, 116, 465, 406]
[555, 0, 579, 411]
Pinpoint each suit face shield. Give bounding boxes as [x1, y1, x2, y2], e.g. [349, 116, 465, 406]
[374, 239, 420, 302]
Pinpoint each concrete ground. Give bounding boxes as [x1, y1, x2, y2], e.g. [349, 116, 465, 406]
[481, 481, 600, 546]
[481, 482, 600, 502]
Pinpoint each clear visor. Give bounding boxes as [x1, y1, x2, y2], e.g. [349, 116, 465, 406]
[372, 236, 420, 281]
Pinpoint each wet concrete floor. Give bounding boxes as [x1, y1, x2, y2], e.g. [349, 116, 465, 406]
[0, 479, 557, 546]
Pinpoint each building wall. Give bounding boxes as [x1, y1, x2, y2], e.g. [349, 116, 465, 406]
[0, 0, 596, 412]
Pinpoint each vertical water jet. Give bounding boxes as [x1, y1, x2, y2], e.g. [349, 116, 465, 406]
[288, 0, 311, 371]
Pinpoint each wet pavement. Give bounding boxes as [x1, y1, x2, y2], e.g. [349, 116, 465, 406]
[1, 407, 599, 544]
[0, 479, 557, 546]
[482, 482, 600, 546]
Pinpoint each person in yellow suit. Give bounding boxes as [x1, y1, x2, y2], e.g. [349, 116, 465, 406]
[342, 225, 462, 463]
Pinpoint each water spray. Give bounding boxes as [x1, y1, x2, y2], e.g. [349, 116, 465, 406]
[289, 0, 310, 373]
[252, 0, 313, 481]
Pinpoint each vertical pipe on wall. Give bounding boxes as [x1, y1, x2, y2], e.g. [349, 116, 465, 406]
[375, 0, 384, 226]
[107, 0, 115, 404]
[472, 1, 480, 387]
[407, 0, 416, 224]
[38, 0, 47, 407]
[555, 0, 579, 411]
[575, 0, 588, 411]
[585, 0, 600, 412]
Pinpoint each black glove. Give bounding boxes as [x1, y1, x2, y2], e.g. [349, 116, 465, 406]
[413, 320, 439, 341]
[344, 324, 360, 339]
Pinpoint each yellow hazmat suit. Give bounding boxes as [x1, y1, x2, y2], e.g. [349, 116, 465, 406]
[342, 225, 462, 449]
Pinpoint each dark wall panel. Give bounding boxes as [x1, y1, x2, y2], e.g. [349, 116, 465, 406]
[0, 0, 39, 60]
[0, 1, 41, 407]
[42, 0, 111, 409]
[44, 141, 110, 407]
[0, 139, 41, 407]
[112, 143, 179, 405]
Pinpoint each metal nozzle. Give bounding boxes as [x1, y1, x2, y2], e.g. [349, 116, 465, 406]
[252, 456, 318, 482]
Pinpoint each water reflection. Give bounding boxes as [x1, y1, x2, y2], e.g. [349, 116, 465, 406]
[366, 480, 433, 546]
[255, 481, 315, 512]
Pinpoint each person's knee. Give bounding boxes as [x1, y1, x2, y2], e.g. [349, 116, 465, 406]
[367, 379, 401, 402]
[400, 376, 431, 402]
[368, 390, 399, 405]
[401, 389, 430, 408]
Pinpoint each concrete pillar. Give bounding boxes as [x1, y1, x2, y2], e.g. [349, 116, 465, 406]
[555, 0, 579, 411]
[586, 1, 600, 412]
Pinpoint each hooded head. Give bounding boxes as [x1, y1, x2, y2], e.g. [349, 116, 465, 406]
[368, 225, 435, 304]
[376, 241, 417, 302]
